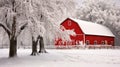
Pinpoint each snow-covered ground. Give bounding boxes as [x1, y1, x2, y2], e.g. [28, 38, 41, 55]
[0, 49, 120, 67]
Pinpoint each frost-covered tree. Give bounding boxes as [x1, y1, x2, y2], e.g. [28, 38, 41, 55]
[25, 0, 76, 55]
[76, 0, 120, 45]
[0, 0, 76, 57]
[39, 0, 76, 45]
[0, 0, 28, 57]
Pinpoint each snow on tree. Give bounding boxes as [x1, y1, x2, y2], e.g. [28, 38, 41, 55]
[38, 0, 76, 45]
[0, 0, 76, 57]
[0, 0, 29, 57]
[76, 0, 120, 45]
[19, 0, 76, 55]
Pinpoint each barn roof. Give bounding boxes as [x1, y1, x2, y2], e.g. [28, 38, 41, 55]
[69, 18, 115, 37]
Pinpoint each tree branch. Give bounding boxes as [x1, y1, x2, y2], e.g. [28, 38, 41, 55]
[0, 23, 11, 37]
[15, 22, 28, 37]
[21, 23, 28, 30]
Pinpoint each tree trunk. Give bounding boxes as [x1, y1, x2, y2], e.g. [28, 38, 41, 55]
[9, 11, 17, 57]
[31, 37, 38, 56]
[9, 36, 17, 57]
[39, 36, 47, 53]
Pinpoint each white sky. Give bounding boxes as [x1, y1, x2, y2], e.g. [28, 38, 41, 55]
[76, 0, 120, 7]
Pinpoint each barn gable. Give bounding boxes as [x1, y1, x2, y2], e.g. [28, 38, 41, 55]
[69, 18, 115, 37]
[61, 18, 84, 34]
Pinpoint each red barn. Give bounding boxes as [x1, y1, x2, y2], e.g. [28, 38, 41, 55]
[55, 18, 115, 48]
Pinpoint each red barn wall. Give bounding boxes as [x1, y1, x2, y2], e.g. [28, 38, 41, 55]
[85, 35, 114, 46]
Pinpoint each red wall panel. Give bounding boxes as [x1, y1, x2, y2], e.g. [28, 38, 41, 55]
[85, 35, 114, 46]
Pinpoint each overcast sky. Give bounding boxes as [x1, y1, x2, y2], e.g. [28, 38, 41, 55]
[76, 0, 120, 7]
[115, 0, 120, 5]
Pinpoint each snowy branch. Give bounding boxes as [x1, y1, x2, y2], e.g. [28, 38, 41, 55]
[15, 22, 28, 37]
[0, 23, 12, 36]
[20, 22, 28, 30]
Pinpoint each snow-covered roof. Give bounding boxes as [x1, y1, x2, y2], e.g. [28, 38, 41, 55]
[69, 18, 115, 37]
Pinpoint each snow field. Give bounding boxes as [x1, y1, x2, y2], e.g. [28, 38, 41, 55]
[0, 49, 120, 67]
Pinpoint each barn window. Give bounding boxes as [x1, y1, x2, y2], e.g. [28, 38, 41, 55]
[94, 40, 97, 45]
[111, 41, 113, 45]
[68, 20, 72, 26]
[105, 40, 108, 45]
[86, 40, 90, 45]
[101, 41, 105, 45]
[58, 41, 62, 45]
[72, 40, 75, 45]
[67, 41, 72, 45]
[76, 41, 79, 45]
